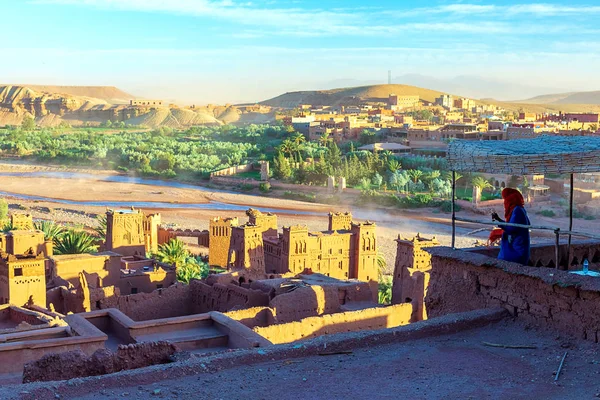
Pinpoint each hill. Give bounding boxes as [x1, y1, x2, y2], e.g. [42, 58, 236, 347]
[260, 84, 447, 108]
[517, 91, 600, 105]
[0, 85, 255, 128]
[0, 85, 133, 104]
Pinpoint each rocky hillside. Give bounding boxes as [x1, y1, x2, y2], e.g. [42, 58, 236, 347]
[260, 84, 447, 108]
[0, 85, 256, 128]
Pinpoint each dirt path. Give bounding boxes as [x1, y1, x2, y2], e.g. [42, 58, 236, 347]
[21, 320, 600, 400]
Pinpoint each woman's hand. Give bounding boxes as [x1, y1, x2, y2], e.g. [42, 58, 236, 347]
[491, 212, 502, 222]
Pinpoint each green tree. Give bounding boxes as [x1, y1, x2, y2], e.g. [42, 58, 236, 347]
[21, 116, 36, 131]
[318, 132, 332, 147]
[54, 230, 98, 255]
[387, 159, 401, 173]
[155, 239, 188, 267]
[407, 169, 424, 183]
[472, 176, 493, 191]
[359, 129, 377, 145]
[378, 275, 393, 305]
[0, 198, 7, 220]
[94, 215, 107, 241]
[176, 258, 209, 283]
[273, 151, 292, 180]
[372, 172, 383, 189]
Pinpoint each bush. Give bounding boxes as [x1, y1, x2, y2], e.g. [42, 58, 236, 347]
[283, 191, 316, 203]
[438, 200, 461, 213]
[259, 182, 271, 193]
[537, 210, 556, 218]
[116, 166, 128, 173]
[239, 183, 254, 191]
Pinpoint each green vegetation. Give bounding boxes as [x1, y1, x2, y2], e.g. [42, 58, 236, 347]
[34, 220, 64, 241]
[259, 182, 271, 193]
[537, 210, 556, 218]
[54, 230, 98, 255]
[0, 199, 7, 220]
[378, 275, 392, 305]
[154, 239, 209, 284]
[0, 124, 290, 179]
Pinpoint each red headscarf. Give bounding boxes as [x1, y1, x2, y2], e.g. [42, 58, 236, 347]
[489, 188, 525, 243]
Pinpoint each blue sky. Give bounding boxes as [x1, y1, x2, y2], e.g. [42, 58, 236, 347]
[2, 0, 600, 103]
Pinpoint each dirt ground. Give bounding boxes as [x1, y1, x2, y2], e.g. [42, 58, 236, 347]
[11, 320, 600, 400]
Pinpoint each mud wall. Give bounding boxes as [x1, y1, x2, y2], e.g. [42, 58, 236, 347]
[190, 280, 269, 314]
[253, 304, 412, 344]
[223, 307, 275, 328]
[98, 284, 192, 321]
[22, 341, 178, 383]
[426, 247, 600, 342]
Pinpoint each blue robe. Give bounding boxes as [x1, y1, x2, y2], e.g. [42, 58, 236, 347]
[498, 206, 531, 265]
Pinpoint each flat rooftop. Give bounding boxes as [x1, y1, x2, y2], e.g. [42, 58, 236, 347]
[11, 316, 600, 399]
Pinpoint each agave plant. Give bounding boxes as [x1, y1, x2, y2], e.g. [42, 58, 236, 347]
[33, 220, 64, 242]
[54, 230, 98, 255]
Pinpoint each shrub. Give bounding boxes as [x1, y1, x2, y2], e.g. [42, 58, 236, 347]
[259, 182, 271, 193]
[239, 183, 254, 191]
[438, 200, 461, 213]
[537, 210, 556, 218]
[116, 166, 128, 173]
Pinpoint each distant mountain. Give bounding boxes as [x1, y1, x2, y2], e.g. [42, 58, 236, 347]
[2, 85, 135, 104]
[319, 74, 569, 101]
[260, 84, 447, 108]
[516, 91, 600, 105]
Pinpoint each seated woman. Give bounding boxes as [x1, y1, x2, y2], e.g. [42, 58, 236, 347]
[489, 188, 531, 265]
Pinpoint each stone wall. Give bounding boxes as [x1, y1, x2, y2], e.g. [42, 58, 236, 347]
[426, 246, 600, 342]
[268, 285, 342, 324]
[253, 304, 412, 344]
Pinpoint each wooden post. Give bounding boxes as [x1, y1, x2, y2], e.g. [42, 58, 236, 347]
[451, 170, 456, 249]
[567, 173, 574, 265]
[555, 228, 561, 270]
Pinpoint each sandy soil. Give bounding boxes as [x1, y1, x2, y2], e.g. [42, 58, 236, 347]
[14, 320, 600, 400]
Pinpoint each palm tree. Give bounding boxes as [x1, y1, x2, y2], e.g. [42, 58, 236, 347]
[387, 159, 401, 173]
[318, 132, 332, 147]
[155, 239, 188, 267]
[278, 139, 297, 160]
[54, 230, 98, 255]
[407, 169, 424, 183]
[472, 176, 493, 191]
[292, 133, 305, 161]
[94, 215, 107, 240]
[376, 251, 387, 277]
[33, 220, 64, 242]
[2, 222, 16, 233]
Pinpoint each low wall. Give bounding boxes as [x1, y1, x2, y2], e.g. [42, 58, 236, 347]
[209, 176, 264, 187]
[426, 246, 600, 341]
[466, 240, 600, 270]
[210, 163, 253, 178]
[223, 307, 274, 328]
[253, 304, 413, 344]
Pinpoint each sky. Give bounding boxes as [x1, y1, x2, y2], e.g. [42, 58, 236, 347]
[2, 0, 600, 104]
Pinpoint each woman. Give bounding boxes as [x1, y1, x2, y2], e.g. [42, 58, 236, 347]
[489, 188, 531, 265]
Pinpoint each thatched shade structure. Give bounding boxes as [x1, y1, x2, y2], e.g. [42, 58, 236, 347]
[447, 135, 600, 174]
[446, 135, 600, 269]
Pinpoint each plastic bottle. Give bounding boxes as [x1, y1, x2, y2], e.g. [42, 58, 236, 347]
[583, 259, 589, 274]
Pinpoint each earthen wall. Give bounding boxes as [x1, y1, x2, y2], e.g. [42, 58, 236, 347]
[426, 247, 600, 342]
[253, 303, 412, 344]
